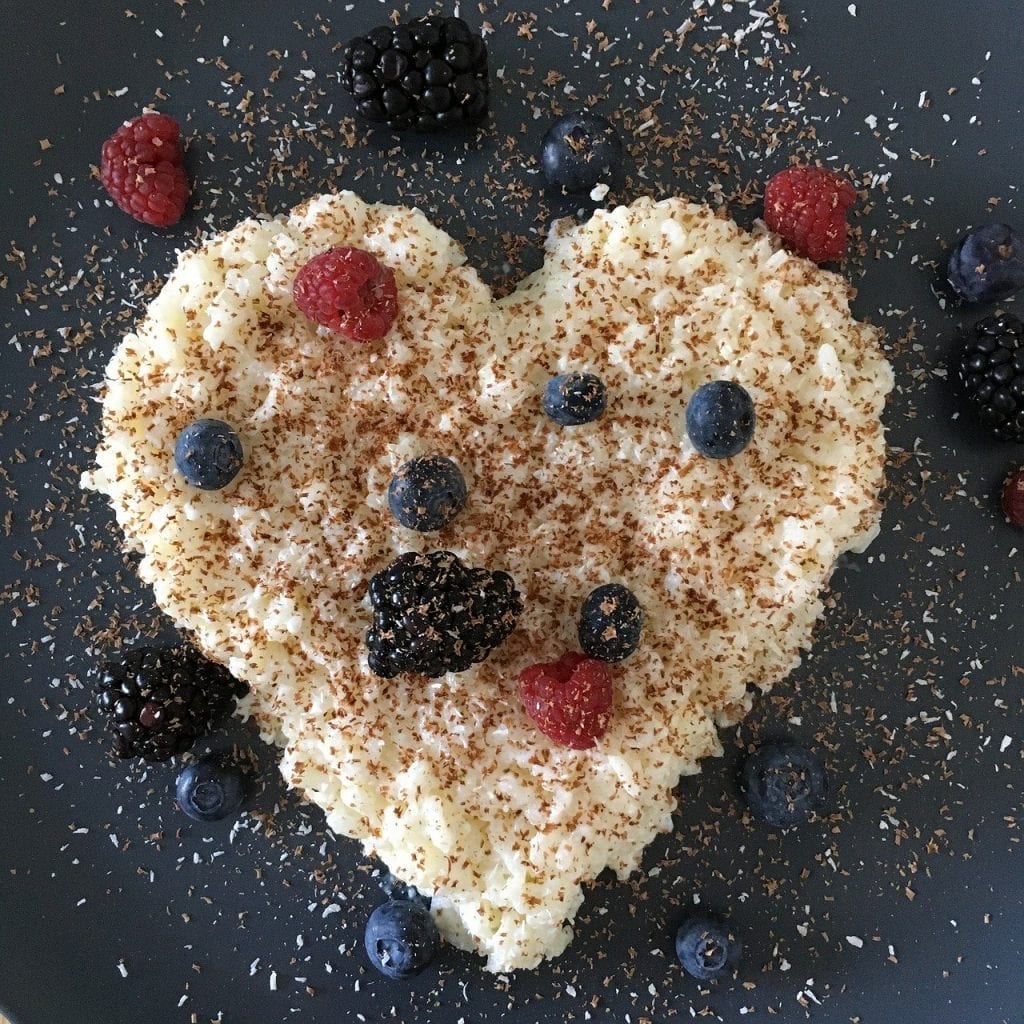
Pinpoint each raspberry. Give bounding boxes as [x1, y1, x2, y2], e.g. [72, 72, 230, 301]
[99, 112, 190, 227]
[293, 247, 398, 342]
[1001, 467, 1024, 527]
[518, 652, 613, 750]
[763, 165, 857, 263]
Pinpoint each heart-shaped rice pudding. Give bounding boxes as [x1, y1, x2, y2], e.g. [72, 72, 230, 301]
[84, 192, 891, 971]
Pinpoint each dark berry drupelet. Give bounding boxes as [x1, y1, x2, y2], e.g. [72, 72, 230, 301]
[366, 550, 522, 678]
[542, 372, 608, 426]
[93, 645, 245, 763]
[960, 313, 1024, 442]
[578, 583, 643, 662]
[341, 16, 489, 132]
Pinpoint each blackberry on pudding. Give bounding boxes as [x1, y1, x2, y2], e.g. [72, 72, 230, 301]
[366, 550, 522, 678]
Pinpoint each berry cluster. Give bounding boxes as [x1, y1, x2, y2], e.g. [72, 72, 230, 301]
[93, 645, 244, 763]
[960, 313, 1024, 443]
[365, 550, 522, 678]
[342, 16, 489, 132]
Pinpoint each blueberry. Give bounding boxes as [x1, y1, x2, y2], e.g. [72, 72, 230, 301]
[364, 898, 440, 979]
[578, 582, 643, 662]
[740, 740, 827, 828]
[685, 381, 756, 459]
[541, 111, 624, 195]
[542, 372, 608, 426]
[947, 223, 1024, 304]
[387, 455, 467, 531]
[174, 418, 244, 490]
[175, 753, 248, 822]
[675, 912, 741, 980]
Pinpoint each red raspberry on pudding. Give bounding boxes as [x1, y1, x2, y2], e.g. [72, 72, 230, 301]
[519, 652, 613, 750]
[293, 246, 398, 342]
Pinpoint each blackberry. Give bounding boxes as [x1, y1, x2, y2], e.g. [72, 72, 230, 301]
[93, 645, 245, 763]
[960, 313, 1024, 441]
[366, 550, 522, 678]
[341, 16, 489, 132]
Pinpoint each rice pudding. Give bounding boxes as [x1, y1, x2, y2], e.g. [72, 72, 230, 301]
[83, 191, 892, 971]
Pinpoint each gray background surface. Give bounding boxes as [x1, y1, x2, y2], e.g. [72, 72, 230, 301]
[2, 1, 1022, 1022]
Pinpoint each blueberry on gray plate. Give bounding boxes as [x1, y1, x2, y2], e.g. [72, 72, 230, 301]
[685, 380, 756, 459]
[947, 223, 1024, 304]
[675, 912, 741, 980]
[175, 753, 248, 822]
[541, 111, 624, 195]
[174, 418, 244, 490]
[740, 740, 827, 827]
[364, 898, 440, 979]
[542, 372, 608, 426]
[388, 454, 468, 531]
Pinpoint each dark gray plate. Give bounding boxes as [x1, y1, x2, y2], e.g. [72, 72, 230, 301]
[2, 2, 1022, 1022]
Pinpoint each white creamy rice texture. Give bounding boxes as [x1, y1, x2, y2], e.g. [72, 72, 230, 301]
[84, 192, 892, 971]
